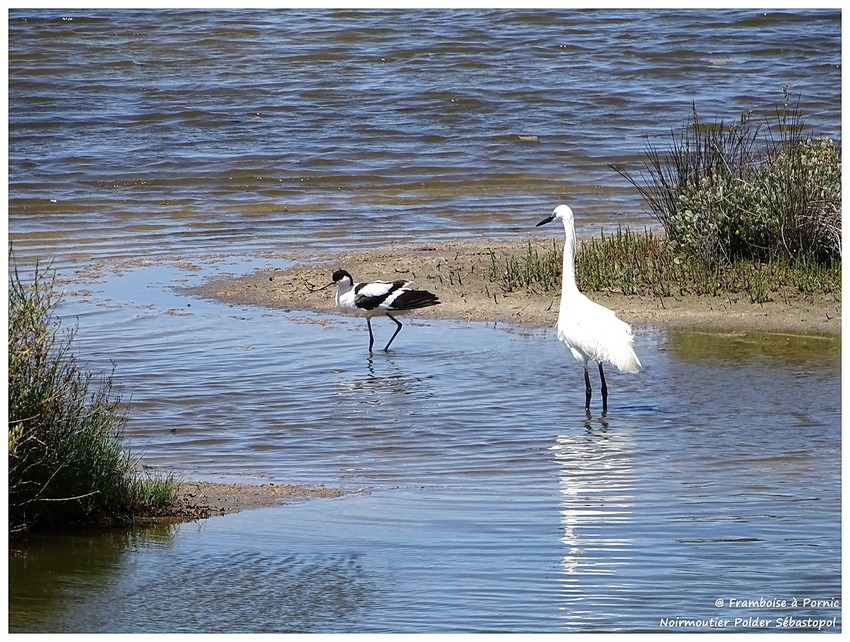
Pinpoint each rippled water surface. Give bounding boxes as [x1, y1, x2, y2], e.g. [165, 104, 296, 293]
[8, 8, 841, 634]
[9, 8, 841, 268]
[9, 261, 842, 633]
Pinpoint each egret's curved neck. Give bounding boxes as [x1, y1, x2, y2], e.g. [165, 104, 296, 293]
[560, 217, 579, 296]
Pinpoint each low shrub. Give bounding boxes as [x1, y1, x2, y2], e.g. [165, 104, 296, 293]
[8, 260, 176, 533]
[612, 91, 841, 265]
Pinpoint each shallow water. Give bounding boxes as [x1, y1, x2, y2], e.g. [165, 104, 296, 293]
[8, 8, 842, 634]
[9, 261, 841, 633]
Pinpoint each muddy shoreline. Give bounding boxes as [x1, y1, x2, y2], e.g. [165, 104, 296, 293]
[142, 481, 351, 523]
[188, 238, 841, 335]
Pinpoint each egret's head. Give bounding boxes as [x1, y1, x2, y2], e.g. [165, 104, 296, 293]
[535, 204, 574, 227]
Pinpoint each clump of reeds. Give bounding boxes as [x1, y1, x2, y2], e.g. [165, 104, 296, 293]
[612, 89, 841, 265]
[488, 229, 840, 304]
[576, 227, 840, 303]
[488, 239, 563, 293]
[8, 260, 177, 533]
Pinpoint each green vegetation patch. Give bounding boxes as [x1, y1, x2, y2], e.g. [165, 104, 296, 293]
[612, 91, 841, 265]
[8, 261, 177, 534]
[491, 93, 840, 305]
[489, 231, 840, 304]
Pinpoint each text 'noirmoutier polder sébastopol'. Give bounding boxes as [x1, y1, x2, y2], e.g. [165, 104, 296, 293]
[659, 597, 840, 631]
[659, 616, 838, 631]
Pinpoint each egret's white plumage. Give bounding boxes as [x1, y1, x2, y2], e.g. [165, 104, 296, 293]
[322, 269, 441, 352]
[536, 204, 641, 411]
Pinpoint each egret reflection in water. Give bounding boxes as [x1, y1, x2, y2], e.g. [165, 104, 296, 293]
[552, 418, 638, 627]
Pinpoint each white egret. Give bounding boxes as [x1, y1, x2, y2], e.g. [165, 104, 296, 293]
[319, 269, 441, 352]
[536, 204, 642, 412]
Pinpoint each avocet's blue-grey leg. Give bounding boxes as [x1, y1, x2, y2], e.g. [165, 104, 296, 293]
[366, 317, 375, 353]
[383, 313, 403, 352]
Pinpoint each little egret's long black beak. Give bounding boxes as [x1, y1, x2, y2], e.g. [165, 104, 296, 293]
[535, 213, 556, 227]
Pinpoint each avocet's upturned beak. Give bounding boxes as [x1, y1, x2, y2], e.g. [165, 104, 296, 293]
[308, 280, 336, 293]
[535, 213, 556, 227]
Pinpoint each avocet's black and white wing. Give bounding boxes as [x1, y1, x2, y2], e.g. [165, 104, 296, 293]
[354, 280, 439, 312]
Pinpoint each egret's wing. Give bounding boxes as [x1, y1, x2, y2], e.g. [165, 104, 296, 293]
[558, 296, 641, 373]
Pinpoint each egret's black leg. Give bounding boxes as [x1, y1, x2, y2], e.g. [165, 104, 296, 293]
[584, 366, 592, 411]
[383, 313, 403, 352]
[366, 318, 375, 353]
[598, 362, 608, 413]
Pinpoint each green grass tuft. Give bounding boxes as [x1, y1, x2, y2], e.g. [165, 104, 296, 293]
[488, 239, 563, 292]
[488, 229, 840, 304]
[8, 259, 177, 533]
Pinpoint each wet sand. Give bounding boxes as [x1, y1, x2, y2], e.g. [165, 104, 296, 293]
[189, 238, 841, 335]
[143, 482, 350, 522]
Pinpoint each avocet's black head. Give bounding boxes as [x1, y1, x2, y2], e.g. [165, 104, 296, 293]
[331, 269, 353, 284]
[312, 269, 353, 292]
